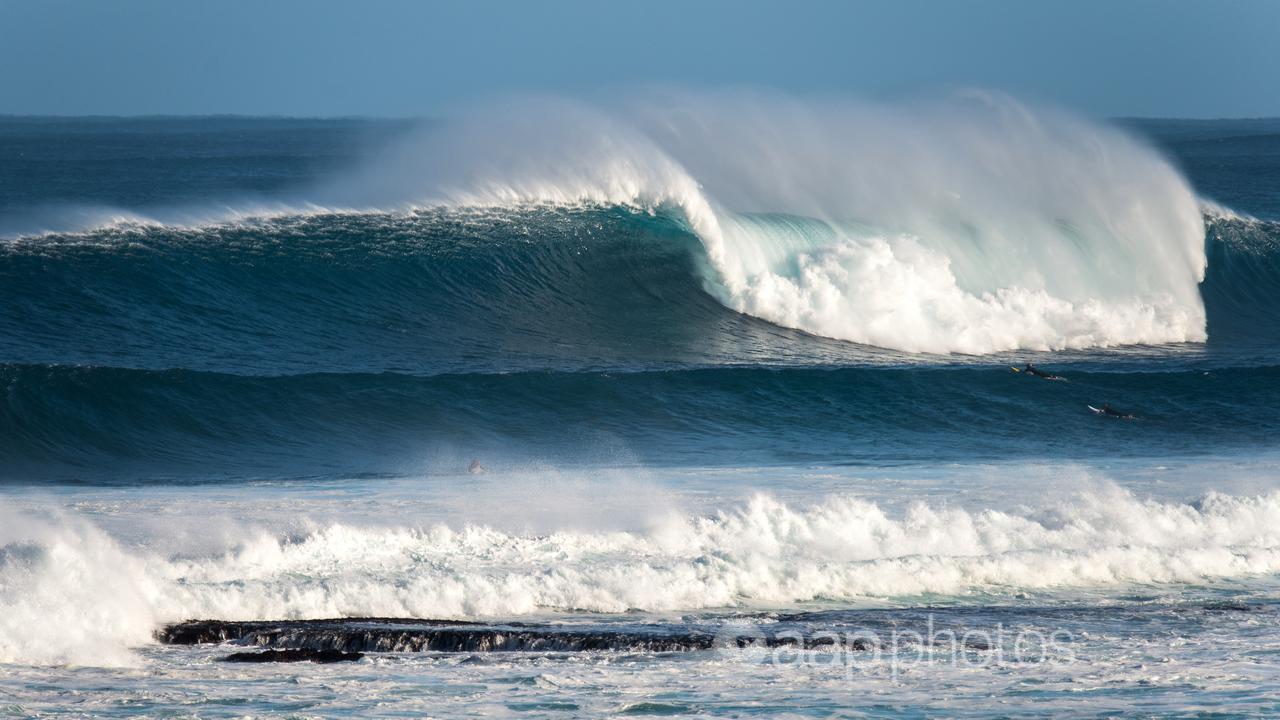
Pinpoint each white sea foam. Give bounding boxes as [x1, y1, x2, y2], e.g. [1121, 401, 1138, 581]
[4, 485, 1280, 666]
[0, 508, 158, 667]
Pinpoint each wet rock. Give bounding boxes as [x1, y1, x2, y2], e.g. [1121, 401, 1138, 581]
[222, 648, 363, 663]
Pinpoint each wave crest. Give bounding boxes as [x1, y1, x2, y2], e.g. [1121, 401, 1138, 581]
[4, 92, 1213, 354]
[323, 91, 1209, 353]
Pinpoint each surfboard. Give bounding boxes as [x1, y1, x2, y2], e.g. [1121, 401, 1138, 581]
[1015, 365, 1067, 381]
[1088, 405, 1104, 415]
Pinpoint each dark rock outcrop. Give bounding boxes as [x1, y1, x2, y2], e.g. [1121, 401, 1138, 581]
[157, 617, 873, 653]
[222, 648, 364, 663]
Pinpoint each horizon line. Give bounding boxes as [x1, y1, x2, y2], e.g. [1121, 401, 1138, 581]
[3, 113, 1280, 123]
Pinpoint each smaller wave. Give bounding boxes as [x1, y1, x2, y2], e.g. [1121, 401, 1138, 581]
[5, 363, 1280, 480]
[4, 486, 1280, 666]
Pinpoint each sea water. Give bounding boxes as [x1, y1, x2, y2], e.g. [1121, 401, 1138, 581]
[2, 96, 1279, 717]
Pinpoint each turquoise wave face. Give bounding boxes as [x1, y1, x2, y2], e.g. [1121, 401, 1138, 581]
[0, 206, 807, 376]
[3, 206, 1278, 375]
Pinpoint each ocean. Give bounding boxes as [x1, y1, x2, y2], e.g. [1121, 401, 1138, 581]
[2, 96, 1279, 717]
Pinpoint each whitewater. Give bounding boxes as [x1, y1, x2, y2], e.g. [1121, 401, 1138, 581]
[357, 92, 1209, 354]
[7, 473, 1280, 668]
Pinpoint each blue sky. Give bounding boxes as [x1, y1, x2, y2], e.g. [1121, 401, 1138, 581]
[1, 0, 1277, 118]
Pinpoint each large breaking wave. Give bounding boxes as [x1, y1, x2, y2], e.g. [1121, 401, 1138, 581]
[3, 92, 1212, 354]
[330, 91, 1208, 353]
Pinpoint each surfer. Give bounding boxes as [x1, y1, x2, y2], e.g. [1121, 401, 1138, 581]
[467, 459, 487, 475]
[1099, 403, 1137, 420]
[1022, 363, 1064, 381]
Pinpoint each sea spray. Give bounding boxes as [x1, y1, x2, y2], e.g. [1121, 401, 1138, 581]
[4, 93, 1210, 354]
[329, 91, 1207, 352]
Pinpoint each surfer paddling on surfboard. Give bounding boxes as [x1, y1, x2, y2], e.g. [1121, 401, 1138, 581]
[1089, 402, 1137, 420]
[1012, 362, 1066, 381]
